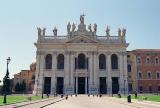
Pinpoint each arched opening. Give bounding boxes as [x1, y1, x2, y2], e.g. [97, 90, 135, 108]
[111, 54, 118, 70]
[127, 64, 132, 72]
[99, 54, 106, 70]
[57, 54, 64, 69]
[78, 53, 86, 69]
[45, 54, 52, 69]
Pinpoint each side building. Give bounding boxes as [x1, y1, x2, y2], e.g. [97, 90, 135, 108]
[131, 49, 160, 93]
[13, 62, 36, 93]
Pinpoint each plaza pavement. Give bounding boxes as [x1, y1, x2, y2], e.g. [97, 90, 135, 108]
[44, 95, 160, 108]
[1, 95, 160, 108]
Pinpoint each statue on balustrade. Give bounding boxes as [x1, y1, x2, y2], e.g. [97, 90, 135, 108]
[72, 23, 76, 32]
[67, 22, 71, 34]
[37, 27, 41, 36]
[53, 27, 58, 36]
[106, 26, 110, 36]
[42, 28, 46, 36]
[122, 28, 126, 36]
[88, 24, 92, 32]
[118, 28, 121, 36]
[80, 14, 85, 24]
[93, 23, 97, 33]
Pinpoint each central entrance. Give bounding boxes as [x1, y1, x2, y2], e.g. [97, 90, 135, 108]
[78, 77, 85, 94]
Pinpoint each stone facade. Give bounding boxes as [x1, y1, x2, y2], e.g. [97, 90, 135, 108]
[33, 15, 129, 95]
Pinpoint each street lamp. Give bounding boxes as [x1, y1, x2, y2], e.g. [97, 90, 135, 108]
[3, 57, 11, 104]
[124, 79, 126, 95]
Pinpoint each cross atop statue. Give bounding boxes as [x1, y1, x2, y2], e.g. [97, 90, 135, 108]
[80, 14, 85, 24]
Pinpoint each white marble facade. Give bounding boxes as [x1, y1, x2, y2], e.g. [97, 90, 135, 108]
[33, 15, 129, 95]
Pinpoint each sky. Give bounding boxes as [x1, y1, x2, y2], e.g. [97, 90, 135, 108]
[0, 0, 160, 83]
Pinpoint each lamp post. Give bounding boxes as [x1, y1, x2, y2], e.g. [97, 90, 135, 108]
[3, 57, 11, 104]
[124, 79, 126, 95]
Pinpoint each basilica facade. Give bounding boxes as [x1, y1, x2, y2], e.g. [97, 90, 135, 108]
[33, 15, 129, 95]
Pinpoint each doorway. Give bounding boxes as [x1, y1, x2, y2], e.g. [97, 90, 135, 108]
[99, 77, 107, 94]
[112, 77, 119, 94]
[56, 77, 64, 94]
[78, 77, 85, 94]
[44, 77, 51, 94]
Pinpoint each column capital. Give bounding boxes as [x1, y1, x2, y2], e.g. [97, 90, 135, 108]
[117, 52, 127, 56]
[36, 51, 45, 55]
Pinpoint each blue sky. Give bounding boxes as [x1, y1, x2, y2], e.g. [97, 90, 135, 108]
[0, 0, 160, 82]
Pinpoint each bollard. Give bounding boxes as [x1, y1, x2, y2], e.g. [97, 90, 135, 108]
[66, 95, 68, 100]
[135, 92, 137, 99]
[127, 95, 131, 103]
[61, 95, 63, 98]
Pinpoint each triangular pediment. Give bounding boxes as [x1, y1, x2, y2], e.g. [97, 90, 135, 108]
[66, 35, 98, 43]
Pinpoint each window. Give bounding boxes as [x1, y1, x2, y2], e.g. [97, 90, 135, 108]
[137, 57, 141, 63]
[157, 72, 160, 79]
[57, 54, 64, 69]
[148, 86, 152, 93]
[128, 83, 133, 92]
[111, 54, 118, 70]
[155, 58, 159, 64]
[147, 72, 151, 79]
[99, 54, 106, 70]
[78, 53, 86, 69]
[138, 72, 142, 79]
[127, 64, 131, 72]
[139, 86, 143, 93]
[146, 57, 150, 64]
[158, 86, 160, 92]
[45, 54, 52, 69]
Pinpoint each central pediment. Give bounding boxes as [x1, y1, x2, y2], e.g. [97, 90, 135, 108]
[66, 35, 98, 43]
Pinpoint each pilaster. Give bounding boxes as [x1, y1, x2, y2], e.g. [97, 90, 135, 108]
[106, 52, 112, 95]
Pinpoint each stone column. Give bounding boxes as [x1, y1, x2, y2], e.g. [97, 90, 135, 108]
[85, 77, 88, 94]
[70, 51, 75, 94]
[76, 77, 78, 94]
[93, 52, 98, 94]
[123, 52, 128, 94]
[119, 53, 124, 94]
[88, 52, 93, 94]
[106, 52, 112, 95]
[33, 51, 41, 95]
[33, 51, 45, 95]
[51, 52, 57, 95]
[64, 51, 70, 94]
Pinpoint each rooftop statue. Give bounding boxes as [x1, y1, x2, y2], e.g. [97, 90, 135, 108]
[67, 22, 71, 34]
[118, 28, 121, 36]
[72, 23, 76, 32]
[88, 24, 92, 32]
[53, 27, 57, 36]
[93, 23, 97, 32]
[37, 27, 41, 36]
[122, 28, 126, 36]
[106, 26, 110, 36]
[42, 28, 46, 36]
[80, 14, 85, 24]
